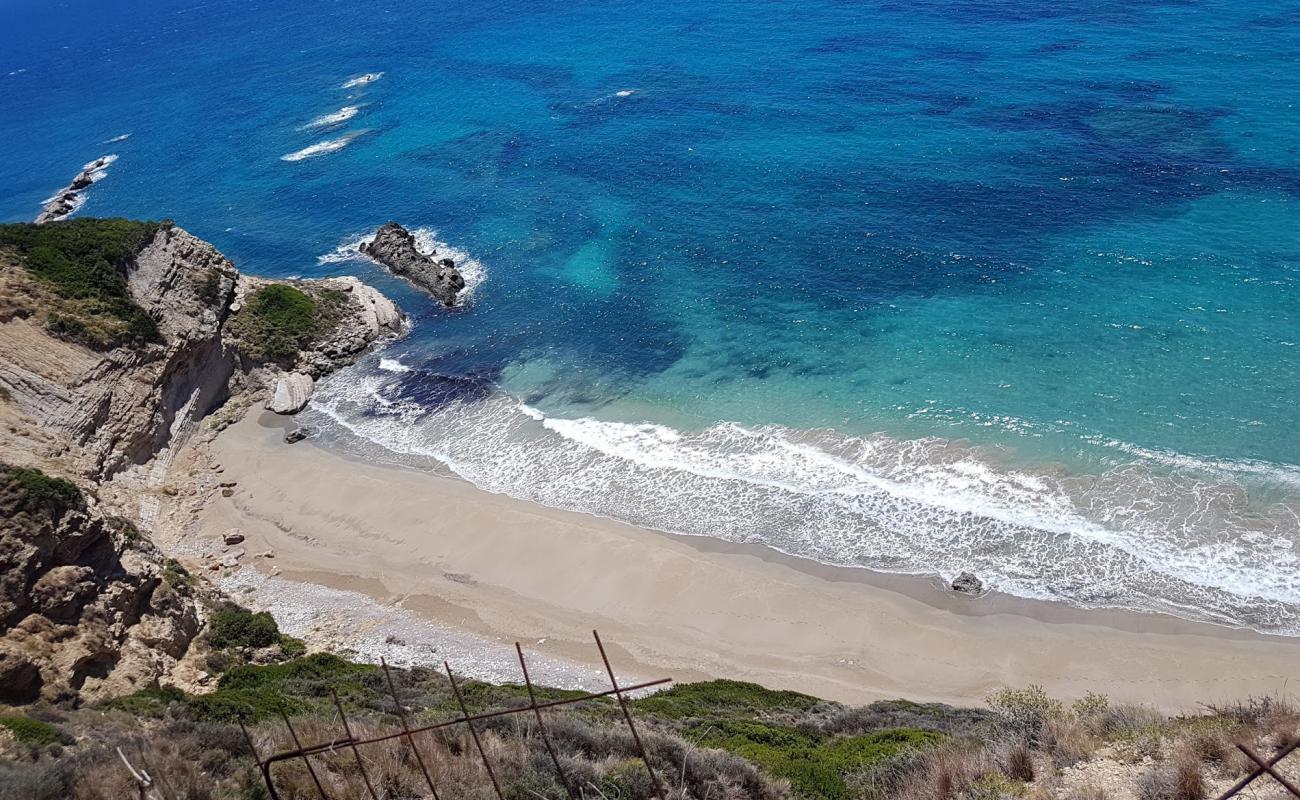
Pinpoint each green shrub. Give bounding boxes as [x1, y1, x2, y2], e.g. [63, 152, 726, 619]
[277, 636, 307, 658]
[228, 284, 333, 363]
[5, 467, 81, 506]
[0, 716, 73, 747]
[197, 268, 225, 305]
[691, 720, 943, 800]
[988, 685, 1065, 741]
[632, 679, 820, 720]
[0, 219, 162, 348]
[207, 604, 282, 650]
[161, 558, 196, 590]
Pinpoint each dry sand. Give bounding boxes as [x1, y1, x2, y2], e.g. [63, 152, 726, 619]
[196, 410, 1300, 710]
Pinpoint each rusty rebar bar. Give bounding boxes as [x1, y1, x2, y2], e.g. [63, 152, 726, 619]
[1233, 743, 1300, 798]
[593, 629, 664, 799]
[280, 708, 329, 800]
[382, 656, 443, 800]
[516, 641, 579, 800]
[445, 661, 506, 800]
[260, 676, 671, 771]
[330, 688, 380, 800]
[1216, 736, 1300, 799]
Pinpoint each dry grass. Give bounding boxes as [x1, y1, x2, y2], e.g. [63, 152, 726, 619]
[1137, 754, 1207, 800]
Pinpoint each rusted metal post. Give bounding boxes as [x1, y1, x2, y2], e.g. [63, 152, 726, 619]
[330, 688, 381, 800]
[1216, 737, 1300, 799]
[255, 677, 673, 772]
[593, 629, 664, 799]
[280, 708, 330, 800]
[445, 661, 506, 800]
[1235, 743, 1300, 798]
[382, 657, 443, 800]
[516, 642, 579, 800]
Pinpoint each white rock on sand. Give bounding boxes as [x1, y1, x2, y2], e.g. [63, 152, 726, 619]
[266, 372, 314, 414]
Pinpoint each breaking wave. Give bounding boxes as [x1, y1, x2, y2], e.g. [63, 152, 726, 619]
[301, 364, 1300, 637]
[281, 131, 366, 162]
[342, 72, 383, 89]
[301, 105, 360, 130]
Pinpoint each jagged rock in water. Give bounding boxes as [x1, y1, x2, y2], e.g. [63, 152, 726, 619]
[360, 221, 465, 306]
[951, 571, 984, 595]
[0, 466, 201, 703]
[35, 155, 116, 224]
[284, 427, 313, 444]
[267, 372, 314, 414]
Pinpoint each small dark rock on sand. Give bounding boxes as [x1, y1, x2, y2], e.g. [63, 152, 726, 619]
[951, 571, 984, 595]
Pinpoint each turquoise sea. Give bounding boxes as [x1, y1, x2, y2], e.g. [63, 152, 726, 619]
[3, 0, 1299, 632]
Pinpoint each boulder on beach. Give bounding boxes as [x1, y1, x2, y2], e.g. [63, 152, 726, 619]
[360, 222, 465, 307]
[951, 571, 984, 595]
[266, 372, 314, 414]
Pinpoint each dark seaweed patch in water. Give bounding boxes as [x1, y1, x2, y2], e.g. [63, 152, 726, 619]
[379, 368, 498, 414]
[1035, 39, 1086, 55]
[441, 58, 574, 91]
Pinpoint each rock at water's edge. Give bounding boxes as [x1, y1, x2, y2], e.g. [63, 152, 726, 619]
[284, 427, 313, 444]
[360, 222, 465, 307]
[267, 372, 314, 414]
[951, 571, 984, 595]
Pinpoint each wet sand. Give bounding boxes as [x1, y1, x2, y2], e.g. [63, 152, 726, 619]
[196, 410, 1300, 709]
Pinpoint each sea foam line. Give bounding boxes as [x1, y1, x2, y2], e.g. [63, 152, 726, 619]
[300, 105, 360, 130]
[342, 72, 383, 89]
[301, 370, 1300, 636]
[281, 131, 366, 162]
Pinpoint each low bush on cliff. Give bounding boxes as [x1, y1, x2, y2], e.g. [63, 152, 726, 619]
[3, 466, 81, 506]
[0, 716, 73, 748]
[0, 219, 161, 348]
[228, 283, 343, 363]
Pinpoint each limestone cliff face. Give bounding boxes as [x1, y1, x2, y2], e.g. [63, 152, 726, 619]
[0, 220, 407, 704]
[0, 223, 405, 480]
[0, 466, 201, 704]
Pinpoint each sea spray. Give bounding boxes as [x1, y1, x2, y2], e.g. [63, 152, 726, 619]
[300, 360, 1300, 637]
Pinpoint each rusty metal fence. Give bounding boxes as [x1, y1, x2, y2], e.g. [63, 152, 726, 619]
[207, 630, 672, 800]
[1217, 738, 1300, 799]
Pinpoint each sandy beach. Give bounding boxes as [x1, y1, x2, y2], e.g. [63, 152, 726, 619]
[191, 410, 1300, 710]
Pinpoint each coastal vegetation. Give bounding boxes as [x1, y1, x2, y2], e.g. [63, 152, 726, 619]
[0, 218, 162, 348]
[6, 631, 1298, 800]
[3, 466, 81, 506]
[227, 283, 347, 363]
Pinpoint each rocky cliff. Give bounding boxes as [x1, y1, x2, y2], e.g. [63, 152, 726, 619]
[0, 465, 200, 704]
[0, 220, 405, 480]
[359, 221, 466, 306]
[0, 218, 406, 704]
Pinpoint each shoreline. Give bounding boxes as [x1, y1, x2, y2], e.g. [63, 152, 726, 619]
[188, 408, 1300, 710]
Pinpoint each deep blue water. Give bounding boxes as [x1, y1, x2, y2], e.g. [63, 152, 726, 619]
[4, 0, 1300, 632]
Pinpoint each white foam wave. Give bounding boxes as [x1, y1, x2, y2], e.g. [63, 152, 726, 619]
[281, 131, 365, 162]
[301, 105, 360, 130]
[341, 72, 383, 89]
[301, 372, 1300, 635]
[379, 358, 412, 373]
[317, 227, 487, 306]
[103, 133, 130, 143]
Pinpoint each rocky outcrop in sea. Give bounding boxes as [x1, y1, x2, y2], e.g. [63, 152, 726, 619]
[360, 221, 466, 306]
[35, 155, 117, 224]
